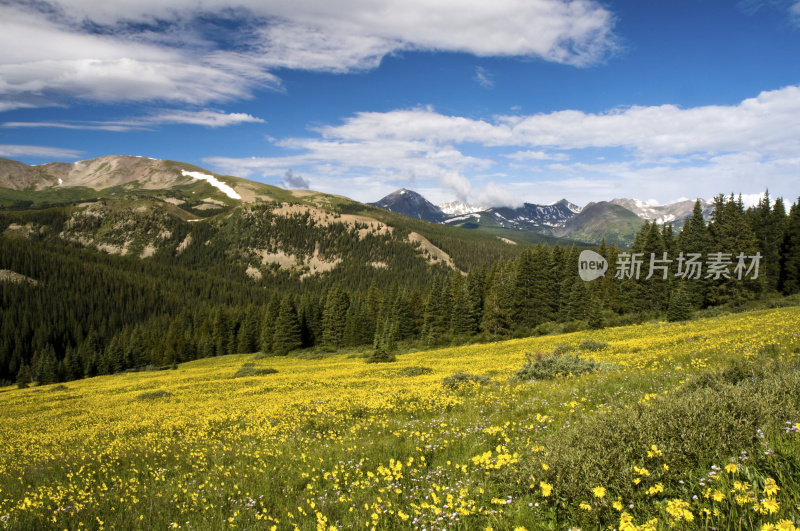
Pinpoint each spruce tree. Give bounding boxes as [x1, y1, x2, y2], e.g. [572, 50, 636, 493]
[259, 293, 281, 353]
[707, 194, 760, 305]
[449, 272, 475, 337]
[322, 287, 350, 348]
[678, 200, 712, 307]
[16, 363, 31, 389]
[271, 298, 303, 355]
[780, 198, 800, 294]
[666, 287, 693, 322]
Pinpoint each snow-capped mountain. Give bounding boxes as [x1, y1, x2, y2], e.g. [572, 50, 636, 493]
[609, 198, 712, 226]
[483, 199, 581, 229]
[370, 189, 717, 246]
[438, 200, 489, 216]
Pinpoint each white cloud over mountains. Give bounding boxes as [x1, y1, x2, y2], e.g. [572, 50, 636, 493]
[207, 85, 800, 206]
[0, 144, 83, 159]
[0, 0, 617, 109]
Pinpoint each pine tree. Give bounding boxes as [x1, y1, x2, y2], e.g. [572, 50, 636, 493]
[780, 198, 800, 294]
[16, 363, 32, 389]
[322, 287, 350, 347]
[63, 346, 82, 381]
[707, 194, 760, 305]
[212, 308, 231, 356]
[449, 272, 475, 337]
[271, 298, 303, 355]
[666, 286, 693, 322]
[678, 199, 712, 307]
[370, 315, 398, 363]
[480, 266, 510, 338]
[259, 293, 281, 353]
[566, 278, 589, 322]
[748, 191, 786, 292]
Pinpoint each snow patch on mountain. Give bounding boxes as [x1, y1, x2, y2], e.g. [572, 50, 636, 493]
[181, 169, 241, 200]
[439, 200, 489, 215]
[443, 213, 481, 223]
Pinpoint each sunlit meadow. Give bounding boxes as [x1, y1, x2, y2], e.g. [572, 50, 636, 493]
[2, 307, 800, 530]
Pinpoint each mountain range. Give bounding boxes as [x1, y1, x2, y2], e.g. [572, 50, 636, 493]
[1, 154, 710, 258]
[368, 188, 711, 247]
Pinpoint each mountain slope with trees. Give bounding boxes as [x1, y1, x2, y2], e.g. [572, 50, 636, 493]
[1, 156, 798, 387]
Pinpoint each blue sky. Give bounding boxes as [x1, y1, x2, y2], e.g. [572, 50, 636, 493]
[1, 0, 799, 207]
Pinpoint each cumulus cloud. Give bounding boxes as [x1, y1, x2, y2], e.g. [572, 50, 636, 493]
[0, 0, 617, 109]
[206, 84, 800, 206]
[282, 169, 310, 189]
[475, 181, 523, 208]
[0, 144, 83, 159]
[441, 171, 472, 201]
[315, 85, 800, 156]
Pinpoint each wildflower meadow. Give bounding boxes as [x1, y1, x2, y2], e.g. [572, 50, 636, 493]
[2, 307, 800, 530]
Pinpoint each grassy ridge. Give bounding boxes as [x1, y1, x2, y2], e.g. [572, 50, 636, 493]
[1, 308, 800, 529]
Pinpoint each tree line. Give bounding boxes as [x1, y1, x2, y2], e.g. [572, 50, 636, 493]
[3, 192, 799, 386]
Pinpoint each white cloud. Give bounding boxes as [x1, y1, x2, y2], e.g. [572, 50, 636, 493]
[282, 169, 310, 189]
[474, 66, 494, 89]
[475, 181, 523, 208]
[791, 1, 800, 23]
[0, 0, 617, 108]
[3, 110, 265, 131]
[314, 85, 800, 157]
[505, 150, 570, 161]
[0, 144, 83, 159]
[441, 171, 472, 201]
[206, 84, 800, 206]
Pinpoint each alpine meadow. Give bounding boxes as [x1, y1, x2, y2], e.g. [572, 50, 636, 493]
[3, 0, 800, 529]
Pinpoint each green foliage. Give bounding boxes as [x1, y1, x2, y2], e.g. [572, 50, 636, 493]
[135, 390, 173, 400]
[667, 287, 693, 322]
[442, 372, 490, 388]
[366, 345, 396, 363]
[397, 366, 433, 376]
[519, 355, 800, 528]
[271, 298, 303, 355]
[514, 350, 598, 381]
[578, 339, 609, 351]
[15, 364, 31, 389]
[232, 363, 278, 378]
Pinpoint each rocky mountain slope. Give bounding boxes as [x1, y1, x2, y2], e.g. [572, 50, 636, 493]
[0, 156, 528, 282]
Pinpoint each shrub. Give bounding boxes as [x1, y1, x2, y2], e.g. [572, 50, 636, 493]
[136, 390, 173, 400]
[233, 365, 279, 378]
[50, 384, 69, 392]
[366, 347, 396, 364]
[442, 372, 490, 388]
[398, 366, 433, 376]
[578, 339, 609, 351]
[514, 350, 598, 381]
[552, 344, 574, 356]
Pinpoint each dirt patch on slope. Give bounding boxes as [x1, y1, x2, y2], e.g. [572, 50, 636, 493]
[407, 232, 456, 269]
[271, 203, 391, 239]
[0, 269, 38, 286]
